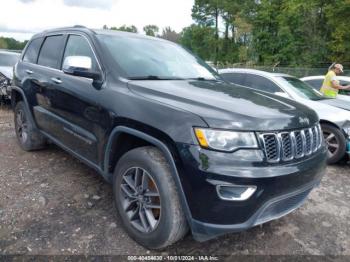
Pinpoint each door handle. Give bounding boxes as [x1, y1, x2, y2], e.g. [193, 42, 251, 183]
[51, 77, 62, 84]
[26, 70, 33, 75]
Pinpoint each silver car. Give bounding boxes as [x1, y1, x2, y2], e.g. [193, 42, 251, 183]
[301, 75, 350, 99]
[219, 68, 350, 164]
[0, 50, 20, 100]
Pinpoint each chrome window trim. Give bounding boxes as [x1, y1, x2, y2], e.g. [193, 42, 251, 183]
[20, 32, 104, 80]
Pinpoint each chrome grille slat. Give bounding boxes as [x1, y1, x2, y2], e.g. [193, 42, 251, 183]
[260, 124, 322, 163]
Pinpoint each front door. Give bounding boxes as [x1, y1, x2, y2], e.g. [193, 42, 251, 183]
[33, 33, 110, 165]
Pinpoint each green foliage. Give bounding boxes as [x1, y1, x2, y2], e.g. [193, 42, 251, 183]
[326, 0, 350, 63]
[143, 25, 159, 36]
[180, 24, 216, 61]
[159, 27, 181, 43]
[0, 37, 27, 50]
[110, 25, 138, 33]
[184, 0, 350, 67]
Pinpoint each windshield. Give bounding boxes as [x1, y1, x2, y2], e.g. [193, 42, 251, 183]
[0, 53, 19, 67]
[279, 77, 327, 101]
[97, 34, 219, 80]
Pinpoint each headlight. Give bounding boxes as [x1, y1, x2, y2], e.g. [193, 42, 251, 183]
[194, 128, 258, 152]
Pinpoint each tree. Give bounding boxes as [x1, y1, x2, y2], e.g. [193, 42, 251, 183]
[326, 0, 350, 63]
[143, 25, 159, 36]
[0, 37, 27, 50]
[160, 27, 181, 43]
[180, 24, 216, 61]
[110, 25, 138, 33]
[0, 38, 8, 49]
[192, 0, 221, 64]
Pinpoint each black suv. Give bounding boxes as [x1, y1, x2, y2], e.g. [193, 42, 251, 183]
[11, 26, 327, 249]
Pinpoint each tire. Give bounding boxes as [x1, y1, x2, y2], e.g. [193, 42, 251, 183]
[113, 146, 188, 249]
[321, 123, 346, 164]
[14, 101, 46, 151]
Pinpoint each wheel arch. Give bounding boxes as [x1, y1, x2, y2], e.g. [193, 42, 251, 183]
[11, 86, 38, 129]
[319, 119, 346, 136]
[104, 125, 193, 224]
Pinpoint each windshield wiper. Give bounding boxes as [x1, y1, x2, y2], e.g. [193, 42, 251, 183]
[128, 75, 184, 80]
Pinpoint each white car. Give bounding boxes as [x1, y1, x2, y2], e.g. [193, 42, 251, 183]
[301, 75, 350, 102]
[219, 68, 350, 164]
[0, 50, 20, 100]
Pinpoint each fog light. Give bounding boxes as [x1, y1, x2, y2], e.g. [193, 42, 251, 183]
[216, 185, 256, 201]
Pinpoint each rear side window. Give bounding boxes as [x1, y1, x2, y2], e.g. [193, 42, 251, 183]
[340, 80, 350, 86]
[38, 35, 65, 69]
[63, 35, 99, 71]
[305, 79, 323, 90]
[23, 38, 43, 63]
[244, 74, 281, 93]
[221, 73, 246, 86]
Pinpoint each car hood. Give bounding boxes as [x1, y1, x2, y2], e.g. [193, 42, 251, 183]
[319, 97, 350, 111]
[127, 80, 318, 131]
[295, 97, 350, 127]
[0, 66, 13, 79]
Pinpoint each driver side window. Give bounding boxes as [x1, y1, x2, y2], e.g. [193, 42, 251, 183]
[62, 35, 99, 71]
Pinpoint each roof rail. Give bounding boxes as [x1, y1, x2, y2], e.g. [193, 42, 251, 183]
[73, 25, 87, 28]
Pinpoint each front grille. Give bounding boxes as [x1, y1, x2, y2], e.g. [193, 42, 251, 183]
[260, 124, 323, 163]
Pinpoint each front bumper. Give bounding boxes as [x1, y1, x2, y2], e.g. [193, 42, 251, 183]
[175, 143, 327, 241]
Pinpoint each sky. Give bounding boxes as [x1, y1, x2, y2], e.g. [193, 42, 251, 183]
[0, 0, 195, 41]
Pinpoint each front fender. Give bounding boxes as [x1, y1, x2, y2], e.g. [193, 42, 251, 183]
[103, 126, 194, 226]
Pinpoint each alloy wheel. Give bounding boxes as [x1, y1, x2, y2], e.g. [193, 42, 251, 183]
[16, 109, 28, 144]
[120, 167, 161, 233]
[323, 131, 339, 158]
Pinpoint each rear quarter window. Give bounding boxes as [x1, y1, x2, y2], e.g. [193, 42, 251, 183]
[221, 73, 246, 86]
[23, 38, 43, 64]
[37, 35, 66, 69]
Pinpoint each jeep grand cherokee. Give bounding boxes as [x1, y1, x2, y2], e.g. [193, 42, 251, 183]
[11, 26, 327, 249]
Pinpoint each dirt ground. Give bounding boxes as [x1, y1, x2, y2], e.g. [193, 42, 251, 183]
[0, 105, 349, 256]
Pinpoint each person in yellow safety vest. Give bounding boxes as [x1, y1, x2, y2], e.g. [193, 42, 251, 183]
[320, 63, 350, 98]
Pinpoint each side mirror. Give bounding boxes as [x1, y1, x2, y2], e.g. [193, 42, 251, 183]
[62, 56, 101, 80]
[274, 92, 291, 99]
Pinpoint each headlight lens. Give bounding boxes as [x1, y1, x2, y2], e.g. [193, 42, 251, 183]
[194, 128, 258, 152]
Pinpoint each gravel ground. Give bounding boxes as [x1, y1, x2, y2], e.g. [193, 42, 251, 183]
[0, 105, 349, 256]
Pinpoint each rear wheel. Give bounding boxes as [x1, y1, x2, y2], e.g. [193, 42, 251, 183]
[14, 101, 46, 151]
[113, 146, 188, 249]
[321, 123, 346, 164]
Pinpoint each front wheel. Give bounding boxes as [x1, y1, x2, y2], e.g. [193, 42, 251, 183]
[321, 123, 346, 164]
[113, 146, 188, 249]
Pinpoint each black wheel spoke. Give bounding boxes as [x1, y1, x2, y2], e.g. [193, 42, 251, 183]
[144, 203, 161, 209]
[141, 172, 149, 191]
[144, 207, 158, 229]
[123, 176, 137, 193]
[138, 208, 149, 232]
[121, 184, 136, 198]
[144, 191, 160, 197]
[134, 168, 143, 188]
[129, 206, 140, 221]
